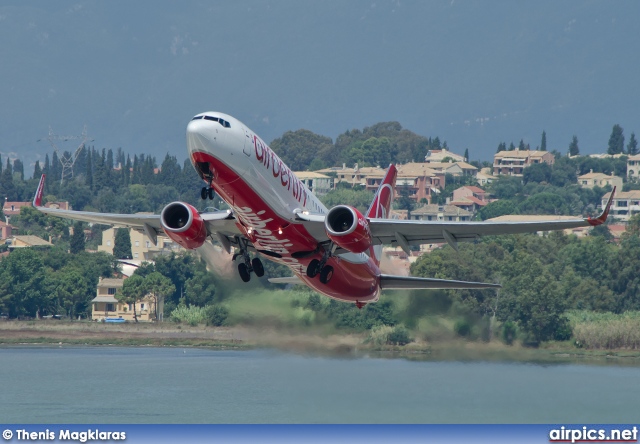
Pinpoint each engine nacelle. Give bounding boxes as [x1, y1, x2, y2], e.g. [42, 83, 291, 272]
[160, 202, 207, 249]
[325, 205, 372, 254]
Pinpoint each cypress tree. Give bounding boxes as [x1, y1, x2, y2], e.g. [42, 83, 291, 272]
[463, 148, 469, 162]
[70, 221, 86, 254]
[86, 148, 93, 190]
[113, 228, 132, 259]
[540, 131, 547, 151]
[33, 160, 42, 179]
[627, 133, 638, 155]
[568, 135, 580, 157]
[608, 124, 625, 155]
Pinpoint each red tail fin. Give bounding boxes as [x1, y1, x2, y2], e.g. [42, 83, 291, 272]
[366, 164, 397, 219]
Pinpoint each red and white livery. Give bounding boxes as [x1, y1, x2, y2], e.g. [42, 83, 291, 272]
[33, 112, 615, 307]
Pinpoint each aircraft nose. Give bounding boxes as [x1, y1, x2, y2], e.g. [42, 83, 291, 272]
[186, 117, 225, 156]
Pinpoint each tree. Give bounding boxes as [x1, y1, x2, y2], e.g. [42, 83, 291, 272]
[523, 162, 552, 184]
[627, 132, 638, 155]
[145, 271, 175, 321]
[463, 148, 469, 162]
[395, 185, 415, 218]
[116, 274, 147, 322]
[70, 221, 86, 254]
[270, 129, 335, 171]
[540, 131, 547, 151]
[113, 228, 132, 259]
[608, 124, 625, 155]
[568, 135, 580, 156]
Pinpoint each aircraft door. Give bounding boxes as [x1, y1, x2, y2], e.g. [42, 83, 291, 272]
[243, 127, 252, 157]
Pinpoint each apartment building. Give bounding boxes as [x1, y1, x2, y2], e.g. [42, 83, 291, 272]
[493, 150, 555, 176]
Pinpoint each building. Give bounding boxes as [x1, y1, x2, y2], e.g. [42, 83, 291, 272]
[627, 155, 640, 181]
[395, 163, 446, 203]
[450, 186, 489, 214]
[293, 171, 333, 196]
[410, 204, 473, 222]
[0, 221, 13, 240]
[8, 235, 53, 251]
[602, 190, 640, 222]
[425, 148, 466, 163]
[98, 227, 176, 261]
[425, 161, 478, 178]
[91, 277, 163, 322]
[476, 168, 496, 186]
[493, 150, 555, 176]
[3, 200, 70, 222]
[577, 170, 623, 189]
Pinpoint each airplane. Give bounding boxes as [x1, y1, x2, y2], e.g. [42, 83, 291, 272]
[32, 112, 615, 308]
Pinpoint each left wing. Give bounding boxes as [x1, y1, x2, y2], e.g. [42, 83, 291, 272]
[296, 187, 615, 253]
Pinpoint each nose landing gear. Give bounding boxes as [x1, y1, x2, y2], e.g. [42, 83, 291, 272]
[201, 187, 215, 200]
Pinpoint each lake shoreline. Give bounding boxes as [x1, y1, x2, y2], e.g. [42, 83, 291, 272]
[1, 320, 640, 365]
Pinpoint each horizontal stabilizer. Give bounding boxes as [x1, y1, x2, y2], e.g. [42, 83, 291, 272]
[268, 276, 303, 285]
[380, 274, 501, 290]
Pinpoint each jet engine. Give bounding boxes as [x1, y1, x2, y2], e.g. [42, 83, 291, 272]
[324, 205, 372, 254]
[160, 202, 207, 249]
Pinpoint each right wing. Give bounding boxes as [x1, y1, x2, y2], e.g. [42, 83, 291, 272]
[296, 187, 616, 253]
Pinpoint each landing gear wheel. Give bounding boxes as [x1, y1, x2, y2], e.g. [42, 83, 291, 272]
[207, 188, 215, 200]
[252, 258, 264, 277]
[201, 187, 208, 200]
[307, 259, 320, 278]
[238, 263, 251, 282]
[319, 266, 334, 284]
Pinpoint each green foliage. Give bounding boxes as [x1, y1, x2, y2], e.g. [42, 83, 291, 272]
[324, 299, 397, 331]
[320, 187, 374, 213]
[608, 124, 625, 155]
[568, 135, 580, 156]
[501, 321, 517, 345]
[523, 162, 552, 184]
[628, 132, 638, 155]
[113, 228, 132, 259]
[270, 129, 334, 171]
[70, 221, 86, 254]
[387, 325, 412, 345]
[170, 304, 207, 326]
[454, 319, 472, 337]
[204, 304, 229, 326]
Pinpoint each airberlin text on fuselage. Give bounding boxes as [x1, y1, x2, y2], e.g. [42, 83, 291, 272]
[254, 136, 308, 207]
[235, 207, 301, 266]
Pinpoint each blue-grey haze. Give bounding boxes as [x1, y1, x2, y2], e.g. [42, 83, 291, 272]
[1, 347, 639, 423]
[1, 1, 639, 170]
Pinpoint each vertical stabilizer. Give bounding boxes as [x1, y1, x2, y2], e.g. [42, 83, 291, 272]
[366, 164, 397, 219]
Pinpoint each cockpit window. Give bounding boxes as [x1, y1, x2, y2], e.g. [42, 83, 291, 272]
[191, 116, 203, 120]
[202, 116, 231, 128]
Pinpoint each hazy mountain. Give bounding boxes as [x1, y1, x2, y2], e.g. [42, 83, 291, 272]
[1, 0, 639, 174]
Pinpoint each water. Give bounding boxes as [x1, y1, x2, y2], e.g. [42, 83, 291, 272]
[1, 346, 639, 423]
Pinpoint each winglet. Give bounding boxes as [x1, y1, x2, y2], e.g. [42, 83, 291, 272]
[587, 186, 616, 226]
[32, 174, 46, 207]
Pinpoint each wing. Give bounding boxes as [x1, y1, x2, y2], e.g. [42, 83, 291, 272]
[32, 174, 243, 246]
[380, 274, 501, 290]
[296, 187, 615, 253]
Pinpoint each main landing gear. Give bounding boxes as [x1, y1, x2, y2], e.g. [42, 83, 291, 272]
[233, 237, 264, 283]
[305, 243, 336, 284]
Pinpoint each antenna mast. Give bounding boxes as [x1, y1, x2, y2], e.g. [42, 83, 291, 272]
[46, 125, 91, 184]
